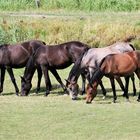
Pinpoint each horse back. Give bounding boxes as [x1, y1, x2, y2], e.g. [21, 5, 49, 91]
[100, 52, 137, 76]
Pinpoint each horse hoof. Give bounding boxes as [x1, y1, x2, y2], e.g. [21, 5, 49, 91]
[112, 100, 116, 103]
[123, 94, 126, 97]
[86, 101, 92, 104]
[72, 98, 77, 101]
[44, 93, 49, 96]
[102, 96, 106, 100]
[126, 99, 130, 102]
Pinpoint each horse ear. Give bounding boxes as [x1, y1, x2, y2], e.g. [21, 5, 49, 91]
[20, 76, 26, 83]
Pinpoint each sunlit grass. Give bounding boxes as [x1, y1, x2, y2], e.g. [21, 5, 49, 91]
[0, 66, 140, 140]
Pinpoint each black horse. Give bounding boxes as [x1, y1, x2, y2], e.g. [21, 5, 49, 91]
[0, 40, 46, 95]
[21, 41, 90, 96]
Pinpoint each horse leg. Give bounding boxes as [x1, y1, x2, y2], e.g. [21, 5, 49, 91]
[110, 77, 117, 103]
[81, 73, 86, 95]
[49, 68, 67, 93]
[130, 73, 136, 96]
[99, 80, 106, 99]
[35, 67, 42, 94]
[124, 76, 130, 102]
[6, 67, 19, 95]
[41, 65, 50, 96]
[135, 70, 140, 102]
[115, 77, 125, 96]
[0, 67, 6, 94]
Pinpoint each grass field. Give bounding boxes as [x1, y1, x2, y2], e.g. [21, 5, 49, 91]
[0, 0, 140, 12]
[0, 67, 140, 140]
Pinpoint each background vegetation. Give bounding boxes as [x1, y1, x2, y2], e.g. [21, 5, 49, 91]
[0, 0, 140, 12]
[0, 13, 140, 48]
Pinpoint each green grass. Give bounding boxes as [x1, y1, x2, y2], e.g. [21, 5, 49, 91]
[0, 67, 140, 140]
[0, 0, 140, 12]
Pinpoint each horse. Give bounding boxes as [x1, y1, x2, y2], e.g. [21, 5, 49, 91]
[0, 40, 46, 95]
[66, 41, 136, 100]
[21, 41, 91, 96]
[87, 51, 140, 103]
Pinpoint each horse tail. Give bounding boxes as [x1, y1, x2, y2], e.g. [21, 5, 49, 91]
[129, 44, 135, 51]
[123, 35, 136, 42]
[68, 47, 89, 80]
[41, 41, 46, 45]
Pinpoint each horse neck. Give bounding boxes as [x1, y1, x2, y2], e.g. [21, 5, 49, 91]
[24, 56, 36, 82]
[21, 42, 32, 55]
[68, 47, 89, 82]
[68, 64, 81, 83]
[0, 45, 10, 63]
[68, 45, 88, 62]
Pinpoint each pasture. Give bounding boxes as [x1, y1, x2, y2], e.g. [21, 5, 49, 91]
[0, 67, 140, 140]
[0, 4, 140, 139]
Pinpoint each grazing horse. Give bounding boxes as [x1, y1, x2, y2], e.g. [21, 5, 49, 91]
[87, 51, 140, 103]
[0, 40, 46, 95]
[21, 41, 90, 96]
[66, 41, 136, 100]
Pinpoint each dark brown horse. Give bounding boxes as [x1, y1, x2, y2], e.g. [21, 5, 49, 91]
[0, 40, 46, 95]
[87, 51, 140, 103]
[21, 41, 90, 96]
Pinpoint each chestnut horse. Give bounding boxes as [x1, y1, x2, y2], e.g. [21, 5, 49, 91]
[66, 41, 135, 100]
[0, 40, 46, 95]
[21, 41, 90, 96]
[87, 51, 140, 103]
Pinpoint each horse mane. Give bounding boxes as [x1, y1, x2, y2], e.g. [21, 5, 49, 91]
[24, 54, 35, 78]
[89, 56, 107, 87]
[89, 68, 104, 87]
[68, 47, 89, 80]
[89, 54, 113, 87]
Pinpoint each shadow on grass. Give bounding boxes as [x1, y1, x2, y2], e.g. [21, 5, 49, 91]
[1, 84, 139, 101]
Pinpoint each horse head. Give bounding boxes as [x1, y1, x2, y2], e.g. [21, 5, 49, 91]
[20, 76, 32, 96]
[65, 79, 79, 100]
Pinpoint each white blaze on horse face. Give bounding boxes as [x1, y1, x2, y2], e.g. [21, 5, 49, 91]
[67, 84, 79, 100]
[67, 88, 78, 100]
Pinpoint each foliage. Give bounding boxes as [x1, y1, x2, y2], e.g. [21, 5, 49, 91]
[0, 14, 140, 48]
[0, 0, 140, 12]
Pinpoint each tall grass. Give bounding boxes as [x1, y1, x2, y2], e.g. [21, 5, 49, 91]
[0, 0, 140, 12]
[0, 16, 140, 48]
